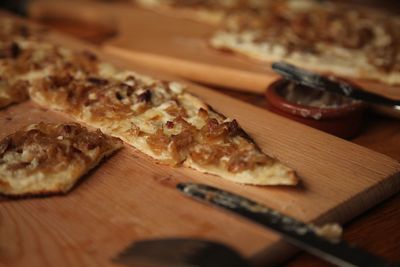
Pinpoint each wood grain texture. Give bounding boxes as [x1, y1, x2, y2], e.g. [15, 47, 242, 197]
[0, 15, 400, 266]
[27, 0, 400, 99]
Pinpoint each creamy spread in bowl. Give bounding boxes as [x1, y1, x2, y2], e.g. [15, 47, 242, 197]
[265, 78, 366, 139]
[279, 81, 360, 109]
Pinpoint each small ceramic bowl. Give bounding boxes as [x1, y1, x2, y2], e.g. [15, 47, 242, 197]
[265, 79, 367, 139]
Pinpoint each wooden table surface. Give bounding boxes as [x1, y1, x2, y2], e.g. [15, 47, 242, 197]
[31, 9, 400, 267]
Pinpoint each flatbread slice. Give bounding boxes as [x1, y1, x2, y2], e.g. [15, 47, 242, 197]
[133, 0, 269, 25]
[30, 69, 297, 186]
[0, 122, 122, 196]
[0, 40, 114, 109]
[0, 18, 45, 108]
[0, 17, 116, 109]
[0, 17, 45, 44]
[210, 0, 400, 85]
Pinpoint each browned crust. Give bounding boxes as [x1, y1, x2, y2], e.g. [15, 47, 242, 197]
[0, 148, 122, 198]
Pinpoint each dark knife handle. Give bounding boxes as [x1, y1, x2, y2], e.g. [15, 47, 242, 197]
[178, 183, 399, 267]
[271, 62, 400, 108]
[0, 0, 30, 15]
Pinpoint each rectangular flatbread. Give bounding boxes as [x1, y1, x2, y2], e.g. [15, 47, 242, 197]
[133, 0, 269, 25]
[210, 0, 400, 85]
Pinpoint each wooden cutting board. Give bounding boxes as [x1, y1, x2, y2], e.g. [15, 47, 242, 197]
[1, 13, 400, 267]
[27, 0, 400, 99]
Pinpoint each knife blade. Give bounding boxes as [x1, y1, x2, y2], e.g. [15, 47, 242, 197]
[113, 238, 250, 267]
[177, 183, 399, 267]
[271, 61, 400, 110]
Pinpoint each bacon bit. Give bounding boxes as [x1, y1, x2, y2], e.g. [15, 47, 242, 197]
[0, 42, 21, 59]
[115, 92, 124, 101]
[0, 138, 10, 156]
[166, 121, 174, 129]
[10, 42, 21, 58]
[51, 75, 73, 88]
[137, 90, 152, 102]
[120, 83, 134, 96]
[7, 161, 30, 171]
[19, 25, 30, 38]
[87, 77, 109, 86]
[62, 124, 72, 134]
[226, 119, 240, 137]
[82, 50, 97, 61]
[0, 49, 6, 59]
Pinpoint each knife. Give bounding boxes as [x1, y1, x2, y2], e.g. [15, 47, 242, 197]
[177, 183, 399, 267]
[0, 0, 30, 15]
[271, 61, 400, 110]
[113, 238, 251, 267]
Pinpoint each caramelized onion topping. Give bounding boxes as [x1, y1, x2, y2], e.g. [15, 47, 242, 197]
[145, 114, 272, 172]
[0, 123, 120, 173]
[230, 4, 399, 72]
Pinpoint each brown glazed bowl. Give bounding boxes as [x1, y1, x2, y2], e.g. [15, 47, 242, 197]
[265, 79, 367, 139]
